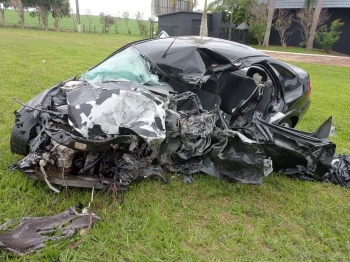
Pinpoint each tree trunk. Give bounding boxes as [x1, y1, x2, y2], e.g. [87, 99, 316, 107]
[282, 40, 286, 48]
[19, 9, 24, 28]
[228, 11, 233, 41]
[262, 0, 276, 46]
[53, 7, 61, 32]
[54, 17, 60, 31]
[307, 0, 323, 50]
[0, 8, 6, 27]
[199, 0, 208, 37]
[44, 13, 48, 31]
[37, 7, 44, 30]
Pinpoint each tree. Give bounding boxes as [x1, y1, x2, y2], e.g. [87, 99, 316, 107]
[0, 0, 10, 27]
[85, 8, 93, 33]
[100, 12, 114, 34]
[10, 0, 26, 28]
[208, 0, 239, 40]
[273, 9, 293, 48]
[28, 0, 51, 31]
[208, 0, 256, 40]
[135, 11, 148, 37]
[262, 0, 276, 46]
[295, 6, 329, 48]
[122, 11, 131, 35]
[315, 19, 344, 53]
[208, 0, 256, 23]
[199, 0, 208, 36]
[112, 15, 119, 34]
[307, 0, 323, 50]
[51, 0, 70, 31]
[248, 1, 268, 45]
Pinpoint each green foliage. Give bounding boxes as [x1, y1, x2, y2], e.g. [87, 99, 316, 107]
[0, 28, 350, 261]
[2, 9, 146, 35]
[0, 0, 10, 26]
[315, 19, 344, 53]
[304, 0, 316, 10]
[99, 12, 114, 34]
[208, 0, 256, 25]
[299, 41, 307, 48]
[249, 21, 265, 45]
[51, 0, 70, 19]
[135, 11, 149, 38]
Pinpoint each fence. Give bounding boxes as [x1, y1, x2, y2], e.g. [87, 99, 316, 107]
[151, 0, 194, 16]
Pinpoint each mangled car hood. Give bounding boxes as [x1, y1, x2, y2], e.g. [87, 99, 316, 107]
[67, 82, 166, 147]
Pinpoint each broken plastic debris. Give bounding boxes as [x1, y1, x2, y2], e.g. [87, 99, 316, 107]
[183, 175, 195, 184]
[330, 125, 336, 137]
[0, 207, 100, 255]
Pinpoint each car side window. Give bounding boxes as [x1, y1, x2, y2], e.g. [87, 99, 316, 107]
[270, 63, 299, 93]
[270, 63, 295, 78]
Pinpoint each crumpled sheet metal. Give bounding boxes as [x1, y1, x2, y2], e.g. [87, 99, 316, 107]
[67, 82, 166, 147]
[284, 155, 350, 187]
[0, 207, 99, 255]
[162, 130, 267, 184]
[10, 85, 350, 190]
[159, 92, 268, 184]
[251, 113, 350, 187]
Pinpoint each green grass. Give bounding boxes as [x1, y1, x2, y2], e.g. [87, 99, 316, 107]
[1, 27, 350, 261]
[250, 44, 340, 56]
[1, 9, 153, 35]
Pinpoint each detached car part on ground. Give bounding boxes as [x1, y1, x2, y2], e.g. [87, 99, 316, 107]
[9, 36, 350, 191]
[0, 206, 100, 255]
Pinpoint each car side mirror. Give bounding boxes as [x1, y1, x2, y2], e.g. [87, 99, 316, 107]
[158, 31, 169, 38]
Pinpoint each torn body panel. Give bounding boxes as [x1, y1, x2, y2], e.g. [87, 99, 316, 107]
[66, 82, 166, 147]
[0, 207, 99, 255]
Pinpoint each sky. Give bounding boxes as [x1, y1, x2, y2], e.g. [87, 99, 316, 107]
[69, 0, 216, 19]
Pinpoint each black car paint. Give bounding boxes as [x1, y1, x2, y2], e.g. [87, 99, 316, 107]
[268, 59, 311, 126]
[131, 37, 310, 127]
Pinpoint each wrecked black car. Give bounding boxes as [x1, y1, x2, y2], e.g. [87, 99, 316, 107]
[9, 36, 350, 191]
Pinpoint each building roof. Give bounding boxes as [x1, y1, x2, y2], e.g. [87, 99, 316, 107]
[157, 11, 204, 17]
[236, 22, 250, 30]
[275, 0, 350, 9]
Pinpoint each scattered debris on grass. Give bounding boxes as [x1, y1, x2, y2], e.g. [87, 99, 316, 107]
[0, 206, 100, 255]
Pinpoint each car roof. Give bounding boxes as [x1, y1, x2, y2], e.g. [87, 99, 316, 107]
[134, 36, 268, 62]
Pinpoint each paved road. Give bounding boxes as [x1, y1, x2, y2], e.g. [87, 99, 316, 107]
[261, 50, 350, 67]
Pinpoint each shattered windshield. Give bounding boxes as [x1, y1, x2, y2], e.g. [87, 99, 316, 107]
[80, 46, 160, 85]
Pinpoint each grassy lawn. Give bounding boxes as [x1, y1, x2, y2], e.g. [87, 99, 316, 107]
[1, 28, 350, 261]
[2, 9, 151, 35]
[250, 44, 339, 56]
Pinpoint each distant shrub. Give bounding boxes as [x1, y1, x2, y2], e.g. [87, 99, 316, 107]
[315, 19, 344, 53]
[135, 11, 149, 38]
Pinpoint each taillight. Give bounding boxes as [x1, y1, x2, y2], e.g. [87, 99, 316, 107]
[306, 78, 312, 98]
